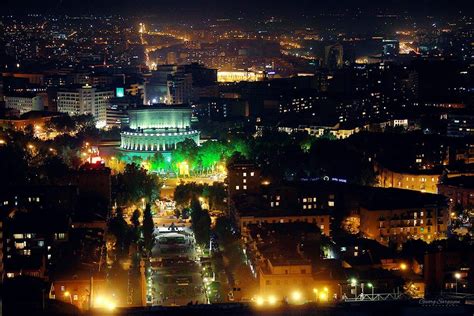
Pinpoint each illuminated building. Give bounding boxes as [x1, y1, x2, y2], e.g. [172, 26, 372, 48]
[437, 176, 474, 208]
[217, 70, 264, 83]
[120, 104, 199, 157]
[144, 65, 192, 105]
[4, 93, 45, 114]
[377, 167, 442, 194]
[227, 160, 261, 198]
[359, 189, 449, 245]
[57, 85, 114, 128]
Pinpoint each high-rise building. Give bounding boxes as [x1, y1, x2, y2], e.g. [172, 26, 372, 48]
[143, 65, 193, 105]
[57, 85, 114, 127]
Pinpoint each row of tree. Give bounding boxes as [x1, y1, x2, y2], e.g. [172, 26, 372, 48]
[108, 203, 155, 258]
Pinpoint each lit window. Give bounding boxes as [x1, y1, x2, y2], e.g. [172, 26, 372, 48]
[7, 273, 14, 278]
[328, 201, 335, 207]
[235, 186, 240, 190]
[250, 172, 255, 176]
[243, 185, 247, 190]
[243, 179, 247, 183]
[243, 172, 247, 177]
[303, 198, 307, 202]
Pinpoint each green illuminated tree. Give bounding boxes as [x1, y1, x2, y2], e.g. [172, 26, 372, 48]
[198, 141, 225, 174]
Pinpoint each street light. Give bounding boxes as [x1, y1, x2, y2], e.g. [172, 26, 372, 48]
[454, 272, 461, 293]
[64, 291, 73, 304]
[291, 290, 302, 303]
[367, 283, 374, 296]
[141, 197, 146, 209]
[350, 278, 358, 298]
[400, 263, 407, 271]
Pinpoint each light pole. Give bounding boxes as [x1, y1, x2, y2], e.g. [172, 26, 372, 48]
[350, 278, 357, 298]
[64, 291, 73, 304]
[454, 272, 461, 293]
[367, 283, 374, 297]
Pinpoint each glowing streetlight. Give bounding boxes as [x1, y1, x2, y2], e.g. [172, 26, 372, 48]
[400, 263, 407, 271]
[255, 296, 264, 306]
[367, 282, 374, 296]
[268, 295, 277, 305]
[63, 291, 72, 304]
[454, 272, 461, 293]
[350, 278, 358, 298]
[291, 290, 302, 302]
[319, 291, 328, 302]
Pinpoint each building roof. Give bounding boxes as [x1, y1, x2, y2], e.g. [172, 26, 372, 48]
[440, 176, 474, 189]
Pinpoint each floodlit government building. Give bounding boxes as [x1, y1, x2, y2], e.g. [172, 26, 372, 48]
[120, 104, 199, 157]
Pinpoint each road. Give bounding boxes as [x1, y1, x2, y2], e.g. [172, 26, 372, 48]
[149, 224, 208, 306]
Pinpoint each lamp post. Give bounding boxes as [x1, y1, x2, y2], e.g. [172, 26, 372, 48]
[367, 283, 374, 297]
[454, 272, 461, 293]
[350, 278, 357, 298]
[64, 291, 73, 304]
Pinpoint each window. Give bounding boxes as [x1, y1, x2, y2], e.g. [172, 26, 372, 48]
[303, 198, 307, 202]
[328, 201, 335, 207]
[243, 185, 247, 190]
[320, 225, 325, 231]
[235, 186, 240, 190]
[243, 179, 247, 183]
[243, 172, 247, 177]
[250, 172, 255, 176]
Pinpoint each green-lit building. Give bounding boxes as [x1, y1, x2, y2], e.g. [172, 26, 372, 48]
[120, 104, 199, 157]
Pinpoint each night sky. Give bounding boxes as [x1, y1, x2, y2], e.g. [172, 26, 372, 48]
[2, 0, 474, 16]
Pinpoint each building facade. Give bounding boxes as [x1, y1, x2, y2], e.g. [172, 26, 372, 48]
[57, 85, 114, 127]
[120, 105, 199, 157]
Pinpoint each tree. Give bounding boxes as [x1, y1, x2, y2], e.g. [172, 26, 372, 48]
[198, 141, 225, 174]
[108, 208, 130, 257]
[143, 203, 155, 252]
[173, 139, 199, 174]
[190, 197, 211, 247]
[112, 163, 162, 206]
[131, 209, 141, 242]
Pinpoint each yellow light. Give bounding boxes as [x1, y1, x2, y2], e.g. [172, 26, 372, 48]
[0, 139, 5, 145]
[319, 292, 328, 302]
[255, 296, 264, 306]
[268, 295, 277, 305]
[106, 302, 116, 311]
[64, 291, 70, 297]
[400, 263, 407, 271]
[28, 144, 34, 149]
[313, 288, 318, 294]
[291, 291, 302, 302]
[323, 287, 328, 292]
[454, 272, 461, 279]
